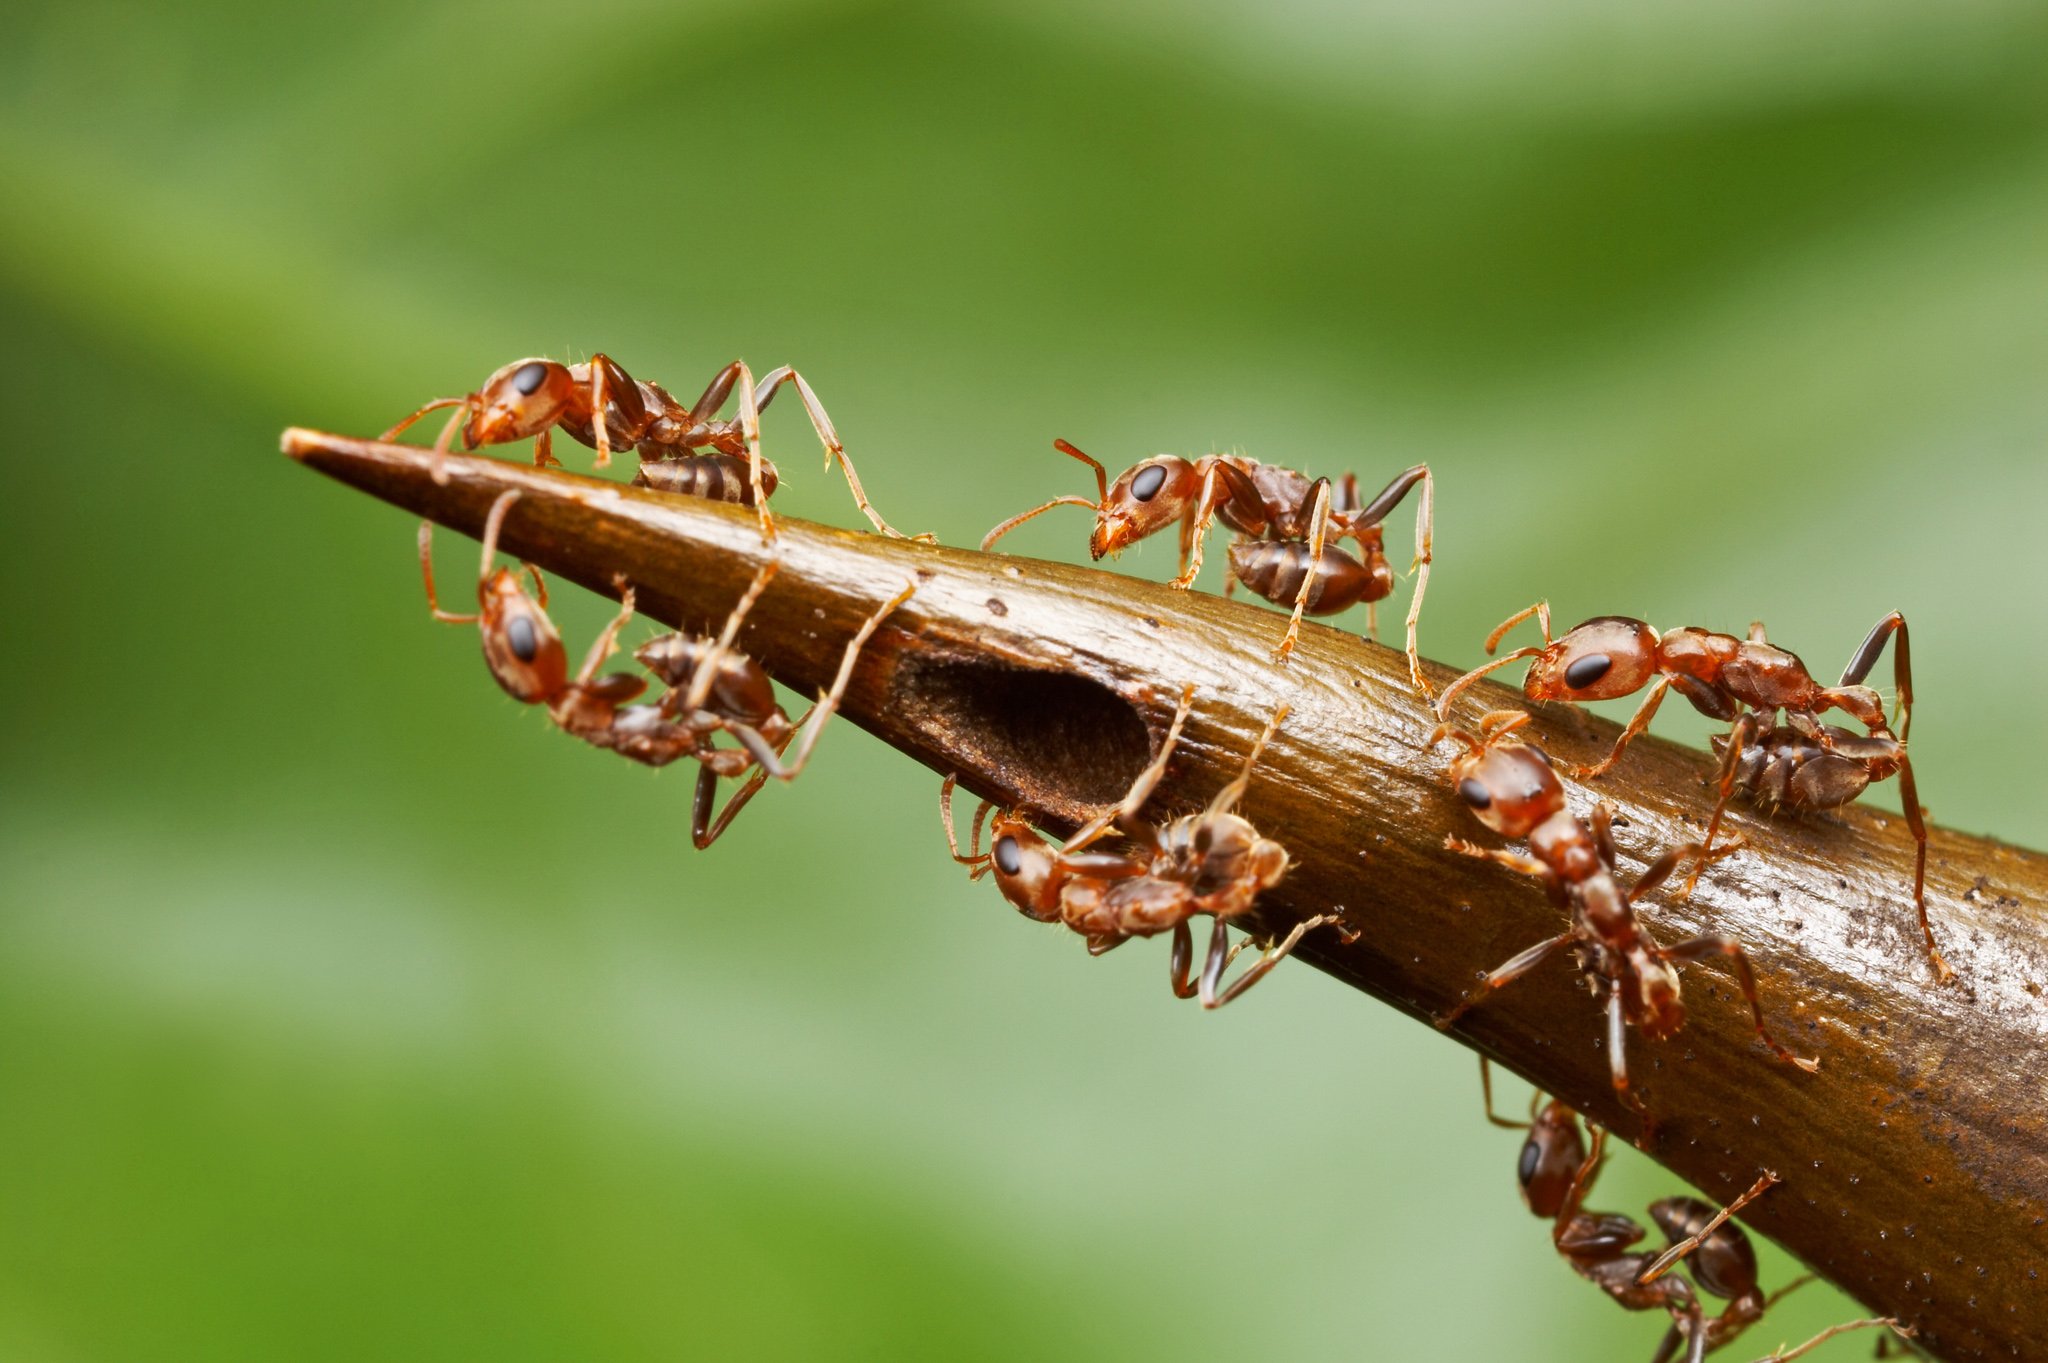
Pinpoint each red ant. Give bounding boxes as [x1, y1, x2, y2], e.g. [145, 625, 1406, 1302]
[384, 355, 927, 543]
[980, 440, 1433, 691]
[939, 688, 1346, 1007]
[420, 490, 915, 847]
[1482, 1061, 1901, 1363]
[1435, 605, 1945, 982]
[1432, 713, 1817, 1119]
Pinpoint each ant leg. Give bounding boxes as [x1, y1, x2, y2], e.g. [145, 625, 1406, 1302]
[1168, 921, 1200, 999]
[759, 367, 932, 541]
[1437, 928, 1576, 1029]
[1064, 684, 1197, 853]
[681, 560, 782, 714]
[1840, 610, 1912, 742]
[1755, 1318, 1908, 1363]
[573, 577, 638, 685]
[1553, 1120, 1608, 1238]
[1605, 988, 1650, 1119]
[1200, 913, 1339, 1008]
[1895, 755, 1952, 984]
[417, 522, 479, 623]
[1478, 1056, 1532, 1130]
[1660, 935, 1820, 1073]
[753, 580, 918, 782]
[1272, 479, 1333, 663]
[1205, 701, 1289, 817]
[1592, 800, 1619, 866]
[1679, 711, 1762, 899]
[939, 775, 994, 867]
[687, 361, 743, 423]
[1574, 676, 1672, 780]
[724, 361, 776, 543]
[693, 719, 804, 849]
[1444, 838, 1554, 884]
[1638, 837, 1747, 906]
[1168, 467, 1223, 590]
[1351, 464, 1434, 701]
[1635, 1171, 1779, 1284]
[981, 496, 1100, 552]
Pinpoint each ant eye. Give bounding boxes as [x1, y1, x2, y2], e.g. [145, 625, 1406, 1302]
[1130, 464, 1169, 502]
[993, 836, 1023, 876]
[1457, 778, 1492, 809]
[507, 615, 539, 663]
[510, 361, 550, 396]
[1517, 1136, 1541, 1186]
[1564, 653, 1613, 689]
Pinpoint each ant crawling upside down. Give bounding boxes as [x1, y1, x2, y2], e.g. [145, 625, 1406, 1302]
[1481, 1060, 1906, 1363]
[419, 489, 915, 847]
[941, 686, 1351, 1007]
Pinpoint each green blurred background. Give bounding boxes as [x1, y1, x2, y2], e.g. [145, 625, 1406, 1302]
[3, 1, 2046, 1358]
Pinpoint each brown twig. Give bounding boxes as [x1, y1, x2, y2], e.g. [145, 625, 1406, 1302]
[284, 428, 2048, 1362]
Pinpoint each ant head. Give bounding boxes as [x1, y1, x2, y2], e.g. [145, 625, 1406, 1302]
[464, 359, 575, 448]
[1625, 949, 1686, 1041]
[1648, 1197, 1759, 1301]
[1442, 733, 1563, 840]
[1524, 617, 1660, 703]
[1517, 1100, 1587, 1218]
[985, 813, 1065, 922]
[478, 568, 568, 703]
[1090, 456, 1199, 559]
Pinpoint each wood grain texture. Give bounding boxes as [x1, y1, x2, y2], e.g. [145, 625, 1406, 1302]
[286, 428, 2048, 1361]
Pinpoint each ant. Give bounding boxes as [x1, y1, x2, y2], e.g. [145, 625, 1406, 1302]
[980, 440, 1433, 691]
[1432, 713, 1817, 1119]
[1435, 605, 1945, 983]
[383, 354, 927, 543]
[1483, 1061, 1902, 1363]
[939, 687, 1347, 1008]
[419, 490, 915, 847]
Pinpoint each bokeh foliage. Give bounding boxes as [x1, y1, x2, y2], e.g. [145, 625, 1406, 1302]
[2, 2, 2045, 1358]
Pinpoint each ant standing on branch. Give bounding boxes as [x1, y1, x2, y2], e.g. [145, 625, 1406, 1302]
[384, 354, 931, 544]
[981, 440, 1433, 695]
[1435, 604, 1947, 982]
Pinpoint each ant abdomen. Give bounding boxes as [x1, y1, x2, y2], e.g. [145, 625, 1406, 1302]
[1228, 539, 1389, 616]
[632, 453, 780, 506]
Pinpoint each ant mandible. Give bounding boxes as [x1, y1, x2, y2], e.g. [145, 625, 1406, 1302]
[980, 440, 1433, 693]
[1435, 605, 1946, 983]
[1432, 713, 1817, 1119]
[1482, 1061, 1901, 1363]
[939, 688, 1346, 1007]
[420, 490, 915, 846]
[384, 355, 928, 543]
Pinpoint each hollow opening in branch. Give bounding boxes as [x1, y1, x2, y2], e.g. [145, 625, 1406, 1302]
[892, 657, 1150, 814]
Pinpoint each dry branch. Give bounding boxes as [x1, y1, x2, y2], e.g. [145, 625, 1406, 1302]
[285, 428, 2048, 1362]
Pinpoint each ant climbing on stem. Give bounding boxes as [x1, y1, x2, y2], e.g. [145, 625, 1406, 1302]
[384, 354, 928, 544]
[980, 440, 1432, 693]
[1432, 713, 1817, 1120]
[1481, 1060, 1903, 1362]
[1435, 604, 1946, 982]
[419, 490, 915, 846]
[939, 688, 1348, 1007]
